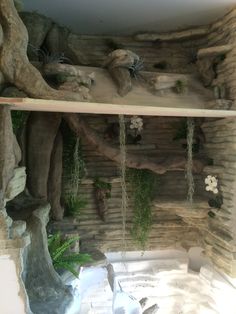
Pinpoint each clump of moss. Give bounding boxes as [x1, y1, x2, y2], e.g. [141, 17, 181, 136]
[11, 110, 27, 134]
[48, 232, 92, 278]
[174, 80, 187, 94]
[93, 177, 112, 199]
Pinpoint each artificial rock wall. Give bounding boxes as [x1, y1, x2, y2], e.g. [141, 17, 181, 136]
[8, 7, 236, 277]
[200, 9, 236, 277]
[51, 8, 236, 276]
[55, 115, 208, 253]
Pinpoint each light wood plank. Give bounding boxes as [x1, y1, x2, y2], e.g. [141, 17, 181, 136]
[1, 97, 236, 117]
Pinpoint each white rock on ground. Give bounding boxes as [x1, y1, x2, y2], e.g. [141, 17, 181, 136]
[66, 250, 236, 314]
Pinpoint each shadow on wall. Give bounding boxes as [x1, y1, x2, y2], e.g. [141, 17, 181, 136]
[22, 0, 236, 35]
[188, 247, 209, 272]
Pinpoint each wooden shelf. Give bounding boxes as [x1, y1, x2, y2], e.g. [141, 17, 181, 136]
[197, 44, 233, 59]
[1, 97, 236, 118]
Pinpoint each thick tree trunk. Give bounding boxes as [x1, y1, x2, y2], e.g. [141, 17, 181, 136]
[64, 113, 206, 174]
[0, 0, 82, 101]
[27, 112, 62, 199]
[47, 130, 64, 221]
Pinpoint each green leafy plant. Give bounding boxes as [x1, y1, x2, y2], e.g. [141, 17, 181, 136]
[65, 194, 87, 218]
[11, 110, 27, 134]
[127, 169, 158, 249]
[208, 210, 216, 218]
[93, 177, 112, 199]
[174, 80, 187, 94]
[62, 124, 86, 184]
[48, 232, 92, 278]
[208, 195, 223, 209]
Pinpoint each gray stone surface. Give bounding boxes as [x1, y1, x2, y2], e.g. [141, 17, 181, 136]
[20, 12, 52, 60]
[0, 108, 16, 208]
[10, 220, 27, 239]
[1, 86, 27, 98]
[5, 167, 26, 202]
[24, 204, 73, 314]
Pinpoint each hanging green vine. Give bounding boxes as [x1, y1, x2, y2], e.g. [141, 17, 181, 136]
[11, 110, 27, 134]
[62, 122, 86, 218]
[127, 168, 158, 249]
[62, 123, 86, 183]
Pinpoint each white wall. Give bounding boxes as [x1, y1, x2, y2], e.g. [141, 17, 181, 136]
[0, 255, 26, 314]
[22, 0, 236, 35]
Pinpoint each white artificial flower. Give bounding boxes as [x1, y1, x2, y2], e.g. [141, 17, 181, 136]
[130, 115, 143, 132]
[205, 175, 219, 194]
[211, 180, 217, 188]
[205, 176, 211, 185]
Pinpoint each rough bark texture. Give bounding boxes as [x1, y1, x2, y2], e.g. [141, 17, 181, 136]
[196, 57, 216, 87]
[108, 67, 132, 96]
[47, 130, 64, 221]
[19, 11, 52, 60]
[64, 113, 206, 174]
[94, 188, 109, 221]
[26, 112, 62, 199]
[104, 49, 140, 96]
[0, 0, 82, 101]
[0, 107, 17, 208]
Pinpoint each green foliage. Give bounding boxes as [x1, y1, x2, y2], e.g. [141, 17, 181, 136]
[48, 232, 92, 278]
[173, 118, 188, 141]
[174, 80, 187, 94]
[56, 74, 69, 84]
[208, 210, 216, 218]
[62, 124, 86, 182]
[65, 194, 87, 218]
[93, 177, 112, 199]
[208, 195, 223, 209]
[11, 111, 27, 134]
[173, 118, 200, 153]
[127, 169, 158, 249]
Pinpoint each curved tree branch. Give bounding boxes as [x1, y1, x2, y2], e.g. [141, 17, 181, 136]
[0, 0, 83, 101]
[64, 113, 206, 175]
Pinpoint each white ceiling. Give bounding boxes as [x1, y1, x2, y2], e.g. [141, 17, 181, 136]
[22, 0, 236, 35]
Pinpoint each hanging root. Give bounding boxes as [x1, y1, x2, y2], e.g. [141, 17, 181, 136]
[186, 117, 195, 204]
[119, 114, 128, 254]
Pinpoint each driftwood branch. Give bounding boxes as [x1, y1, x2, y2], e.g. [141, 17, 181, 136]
[104, 49, 140, 96]
[64, 113, 206, 174]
